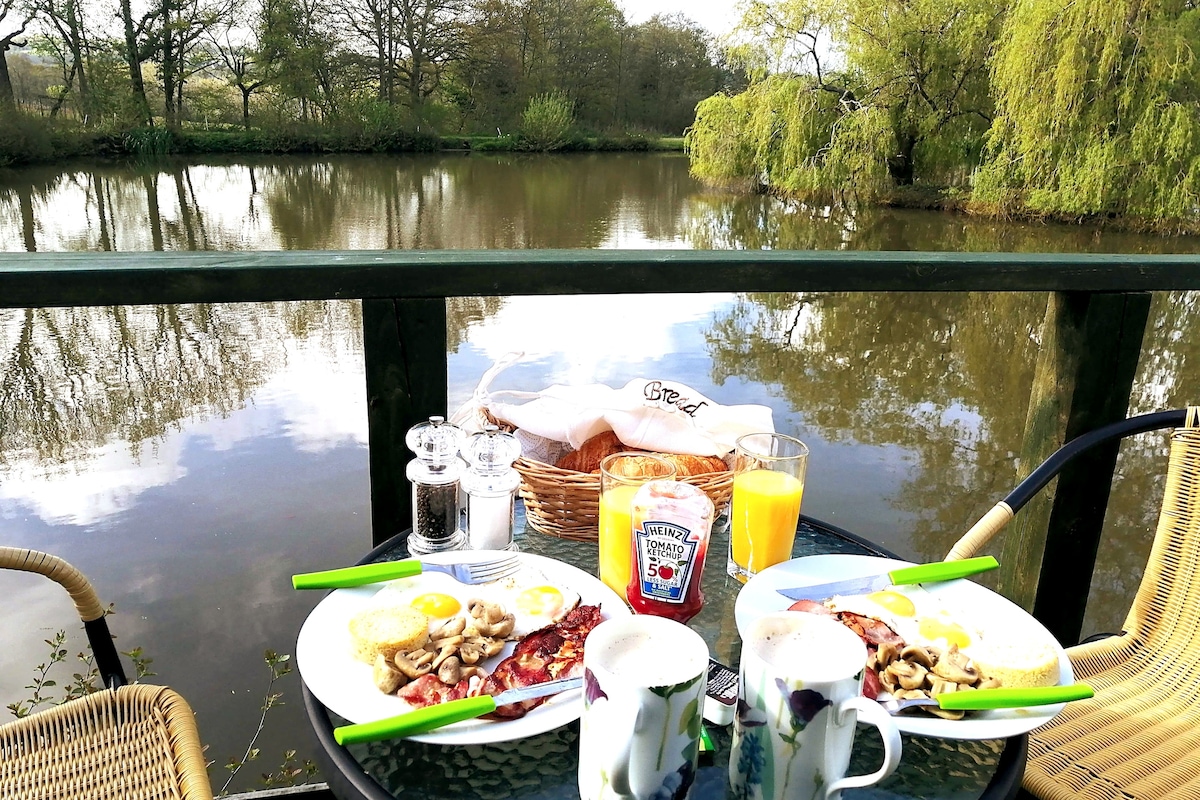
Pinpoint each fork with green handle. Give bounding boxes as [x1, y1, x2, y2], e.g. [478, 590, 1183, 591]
[292, 554, 519, 590]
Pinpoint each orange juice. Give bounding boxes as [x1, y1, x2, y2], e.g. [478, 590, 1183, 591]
[599, 483, 639, 600]
[730, 469, 804, 576]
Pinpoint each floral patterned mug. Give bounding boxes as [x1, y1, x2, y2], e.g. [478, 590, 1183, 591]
[578, 615, 709, 800]
[729, 611, 902, 800]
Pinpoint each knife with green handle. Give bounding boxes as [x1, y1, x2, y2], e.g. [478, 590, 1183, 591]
[292, 560, 424, 590]
[879, 683, 1093, 715]
[776, 556, 1000, 602]
[332, 676, 583, 744]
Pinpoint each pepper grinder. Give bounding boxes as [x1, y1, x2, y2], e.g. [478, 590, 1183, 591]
[405, 416, 467, 555]
[461, 425, 522, 551]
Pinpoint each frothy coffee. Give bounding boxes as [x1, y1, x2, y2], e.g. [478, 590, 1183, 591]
[590, 625, 707, 687]
[749, 612, 865, 682]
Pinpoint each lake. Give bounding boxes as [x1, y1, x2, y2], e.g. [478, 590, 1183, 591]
[2, 151, 1199, 792]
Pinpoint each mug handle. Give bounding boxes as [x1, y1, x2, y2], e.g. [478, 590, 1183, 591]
[606, 697, 643, 797]
[823, 696, 903, 800]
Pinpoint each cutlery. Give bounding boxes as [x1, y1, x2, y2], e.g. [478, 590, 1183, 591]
[776, 556, 999, 602]
[333, 676, 584, 744]
[292, 554, 520, 590]
[878, 683, 1093, 715]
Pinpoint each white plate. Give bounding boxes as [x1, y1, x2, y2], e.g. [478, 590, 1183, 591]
[733, 554, 1075, 741]
[296, 550, 630, 745]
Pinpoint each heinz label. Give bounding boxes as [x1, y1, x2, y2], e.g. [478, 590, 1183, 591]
[634, 519, 699, 604]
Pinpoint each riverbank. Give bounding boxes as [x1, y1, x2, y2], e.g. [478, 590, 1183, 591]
[0, 116, 685, 168]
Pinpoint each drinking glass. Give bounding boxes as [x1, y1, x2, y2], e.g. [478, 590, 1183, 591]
[598, 452, 676, 601]
[727, 432, 809, 582]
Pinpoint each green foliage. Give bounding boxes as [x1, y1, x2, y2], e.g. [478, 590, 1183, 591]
[687, 77, 894, 201]
[220, 650, 317, 795]
[974, 0, 1200, 228]
[519, 91, 576, 151]
[0, 116, 59, 167]
[122, 127, 176, 156]
[689, 0, 1000, 199]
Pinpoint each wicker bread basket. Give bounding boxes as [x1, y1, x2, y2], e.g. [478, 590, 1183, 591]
[477, 409, 731, 540]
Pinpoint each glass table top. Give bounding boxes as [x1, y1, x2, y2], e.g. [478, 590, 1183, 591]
[302, 512, 1020, 800]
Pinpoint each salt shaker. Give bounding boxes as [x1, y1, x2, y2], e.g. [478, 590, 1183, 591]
[405, 416, 467, 555]
[461, 425, 522, 551]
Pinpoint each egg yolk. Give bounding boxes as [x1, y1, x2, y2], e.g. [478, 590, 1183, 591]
[409, 592, 462, 619]
[866, 590, 916, 617]
[918, 618, 972, 649]
[515, 586, 564, 617]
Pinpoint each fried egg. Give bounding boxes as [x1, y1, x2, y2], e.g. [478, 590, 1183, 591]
[480, 564, 581, 638]
[827, 585, 980, 652]
[375, 573, 475, 635]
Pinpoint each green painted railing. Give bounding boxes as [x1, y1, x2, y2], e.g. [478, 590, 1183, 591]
[4, 248, 1200, 646]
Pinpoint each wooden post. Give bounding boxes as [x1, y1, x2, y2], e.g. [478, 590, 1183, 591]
[362, 297, 448, 547]
[999, 292, 1151, 645]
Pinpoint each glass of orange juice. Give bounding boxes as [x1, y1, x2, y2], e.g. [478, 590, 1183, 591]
[598, 452, 676, 601]
[727, 432, 809, 583]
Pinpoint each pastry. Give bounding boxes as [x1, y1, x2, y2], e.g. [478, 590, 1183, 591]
[555, 430, 625, 473]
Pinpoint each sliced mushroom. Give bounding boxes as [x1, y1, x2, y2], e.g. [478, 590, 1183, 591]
[927, 707, 966, 721]
[931, 647, 978, 685]
[928, 677, 958, 697]
[978, 676, 1002, 690]
[876, 642, 901, 669]
[886, 660, 929, 691]
[458, 665, 487, 681]
[393, 650, 434, 680]
[468, 599, 507, 624]
[475, 613, 515, 638]
[437, 655, 462, 684]
[431, 617, 466, 639]
[373, 654, 406, 694]
[877, 667, 897, 695]
[480, 637, 506, 657]
[458, 640, 485, 665]
[900, 645, 936, 669]
[429, 634, 465, 652]
[430, 642, 461, 670]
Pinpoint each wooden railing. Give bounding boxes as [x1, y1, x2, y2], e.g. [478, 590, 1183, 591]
[5, 248, 1200, 646]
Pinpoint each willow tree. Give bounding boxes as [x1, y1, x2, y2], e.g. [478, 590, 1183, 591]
[687, 0, 1001, 198]
[974, 0, 1200, 227]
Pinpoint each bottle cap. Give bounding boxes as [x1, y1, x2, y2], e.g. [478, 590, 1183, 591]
[406, 416, 463, 482]
[462, 426, 522, 475]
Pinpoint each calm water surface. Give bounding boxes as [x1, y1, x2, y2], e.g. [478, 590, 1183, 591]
[2, 152, 1199, 792]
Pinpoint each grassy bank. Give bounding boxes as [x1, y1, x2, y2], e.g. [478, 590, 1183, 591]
[0, 117, 686, 168]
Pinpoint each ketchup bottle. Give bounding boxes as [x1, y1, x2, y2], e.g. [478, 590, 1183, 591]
[626, 480, 715, 623]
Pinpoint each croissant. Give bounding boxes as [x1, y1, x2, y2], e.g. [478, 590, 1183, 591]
[659, 453, 729, 476]
[555, 430, 625, 473]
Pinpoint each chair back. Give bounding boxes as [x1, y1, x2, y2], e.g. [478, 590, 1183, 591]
[1124, 409, 1200, 648]
[0, 547, 214, 800]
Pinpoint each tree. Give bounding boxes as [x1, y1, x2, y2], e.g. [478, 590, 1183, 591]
[31, 0, 93, 119]
[118, 0, 156, 124]
[974, 0, 1200, 228]
[618, 14, 727, 134]
[156, 0, 234, 127]
[257, 0, 340, 119]
[688, 0, 1001, 197]
[1, 0, 34, 113]
[210, 7, 269, 128]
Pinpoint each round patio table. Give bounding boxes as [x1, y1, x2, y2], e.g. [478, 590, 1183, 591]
[301, 511, 1027, 800]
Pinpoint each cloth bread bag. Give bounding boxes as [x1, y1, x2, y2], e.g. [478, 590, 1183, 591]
[450, 352, 776, 464]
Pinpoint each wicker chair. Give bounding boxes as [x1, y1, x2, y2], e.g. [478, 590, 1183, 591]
[0, 547, 213, 800]
[946, 407, 1200, 800]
